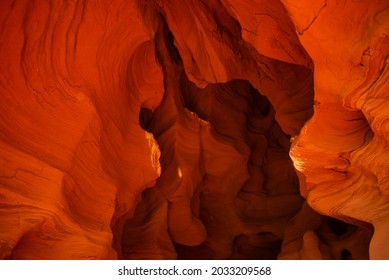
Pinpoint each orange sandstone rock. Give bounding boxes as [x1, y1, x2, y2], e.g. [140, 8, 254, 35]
[285, 0, 389, 259]
[0, 0, 385, 260]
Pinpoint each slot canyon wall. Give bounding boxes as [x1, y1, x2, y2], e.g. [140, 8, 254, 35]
[0, 0, 388, 259]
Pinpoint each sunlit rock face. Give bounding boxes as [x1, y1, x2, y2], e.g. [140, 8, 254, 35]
[284, 0, 389, 259]
[0, 0, 386, 259]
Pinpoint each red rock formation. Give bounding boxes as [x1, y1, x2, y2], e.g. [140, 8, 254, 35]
[285, 0, 389, 259]
[0, 0, 386, 259]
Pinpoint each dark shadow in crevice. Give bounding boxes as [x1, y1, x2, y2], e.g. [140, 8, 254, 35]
[139, 107, 153, 133]
[165, 30, 183, 65]
[341, 249, 352, 260]
[173, 242, 215, 260]
[327, 217, 351, 236]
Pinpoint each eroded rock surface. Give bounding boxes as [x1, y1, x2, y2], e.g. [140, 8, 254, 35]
[0, 0, 387, 259]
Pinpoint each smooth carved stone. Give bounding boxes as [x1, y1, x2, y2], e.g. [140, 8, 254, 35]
[0, 0, 385, 259]
[284, 0, 389, 259]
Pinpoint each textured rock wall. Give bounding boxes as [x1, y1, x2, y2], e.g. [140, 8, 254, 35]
[0, 0, 387, 259]
[284, 0, 389, 259]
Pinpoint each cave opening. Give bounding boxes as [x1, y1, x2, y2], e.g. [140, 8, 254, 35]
[127, 20, 307, 258]
[134, 75, 301, 260]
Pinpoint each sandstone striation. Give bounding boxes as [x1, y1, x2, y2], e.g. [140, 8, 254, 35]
[0, 0, 387, 259]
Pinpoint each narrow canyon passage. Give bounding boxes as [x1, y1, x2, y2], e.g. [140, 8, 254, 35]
[1, 0, 388, 259]
[121, 18, 371, 260]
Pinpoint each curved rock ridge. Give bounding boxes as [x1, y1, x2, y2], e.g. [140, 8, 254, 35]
[285, 0, 389, 259]
[0, 0, 162, 259]
[0, 0, 385, 259]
